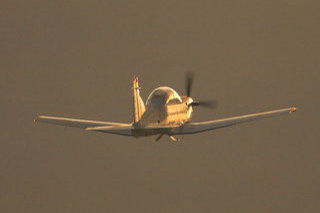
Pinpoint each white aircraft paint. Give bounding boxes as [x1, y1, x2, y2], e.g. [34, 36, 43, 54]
[35, 77, 296, 141]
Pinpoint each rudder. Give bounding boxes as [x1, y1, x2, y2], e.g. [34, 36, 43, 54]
[132, 77, 145, 123]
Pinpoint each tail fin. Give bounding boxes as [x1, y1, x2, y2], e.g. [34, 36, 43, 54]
[132, 77, 146, 123]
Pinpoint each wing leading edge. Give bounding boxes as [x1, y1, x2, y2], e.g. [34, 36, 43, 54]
[171, 107, 296, 135]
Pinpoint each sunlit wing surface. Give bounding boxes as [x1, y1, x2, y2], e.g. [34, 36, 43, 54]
[34, 115, 129, 129]
[170, 107, 296, 135]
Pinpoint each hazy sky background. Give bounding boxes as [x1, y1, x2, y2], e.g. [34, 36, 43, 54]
[1, 1, 319, 212]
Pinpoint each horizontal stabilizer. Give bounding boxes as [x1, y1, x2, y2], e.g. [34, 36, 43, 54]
[86, 125, 133, 136]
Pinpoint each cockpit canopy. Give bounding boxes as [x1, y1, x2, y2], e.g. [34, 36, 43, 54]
[146, 87, 182, 106]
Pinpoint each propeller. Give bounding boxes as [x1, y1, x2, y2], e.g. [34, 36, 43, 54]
[190, 100, 218, 109]
[185, 72, 218, 109]
[186, 72, 194, 97]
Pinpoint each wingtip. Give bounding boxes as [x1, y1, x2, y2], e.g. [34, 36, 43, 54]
[34, 115, 43, 123]
[289, 107, 297, 113]
[34, 116, 39, 123]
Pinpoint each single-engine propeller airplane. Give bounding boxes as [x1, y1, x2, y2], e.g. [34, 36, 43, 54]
[35, 73, 296, 142]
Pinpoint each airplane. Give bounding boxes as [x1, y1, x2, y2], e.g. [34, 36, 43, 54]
[34, 73, 296, 142]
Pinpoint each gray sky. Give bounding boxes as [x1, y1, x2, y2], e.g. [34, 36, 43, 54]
[1, 1, 319, 212]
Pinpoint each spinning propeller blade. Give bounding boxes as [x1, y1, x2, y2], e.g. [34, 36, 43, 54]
[185, 72, 219, 109]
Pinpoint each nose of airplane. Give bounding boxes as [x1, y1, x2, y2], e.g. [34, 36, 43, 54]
[187, 97, 194, 105]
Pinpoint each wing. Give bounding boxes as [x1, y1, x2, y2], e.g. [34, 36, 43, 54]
[171, 107, 296, 135]
[34, 115, 130, 129]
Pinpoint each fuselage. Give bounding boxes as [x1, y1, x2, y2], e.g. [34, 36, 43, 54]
[137, 87, 193, 127]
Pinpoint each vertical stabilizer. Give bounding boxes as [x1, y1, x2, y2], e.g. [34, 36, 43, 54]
[133, 77, 146, 123]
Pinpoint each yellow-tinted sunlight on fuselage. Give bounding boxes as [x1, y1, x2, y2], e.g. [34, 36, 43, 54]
[138, 87, 193, 126]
